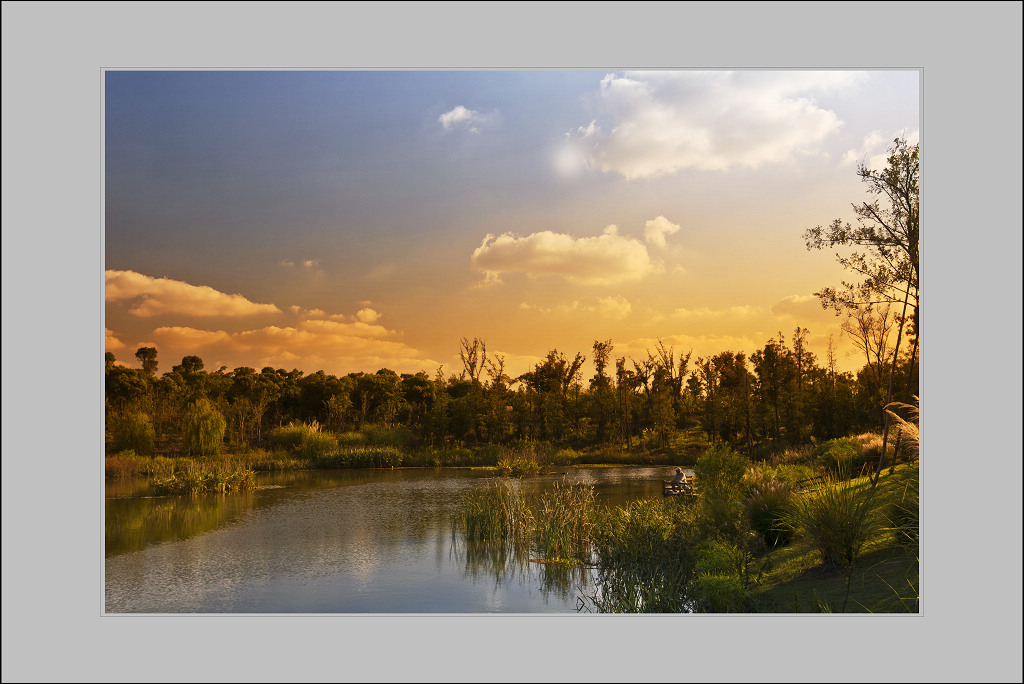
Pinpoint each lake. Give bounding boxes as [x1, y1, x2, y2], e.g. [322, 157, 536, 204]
[105, 465, 687, 613]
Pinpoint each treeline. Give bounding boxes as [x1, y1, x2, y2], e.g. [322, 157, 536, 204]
[105, 326, 918, 459]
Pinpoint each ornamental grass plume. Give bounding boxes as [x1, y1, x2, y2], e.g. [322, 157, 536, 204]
[884, 395, 920, 461]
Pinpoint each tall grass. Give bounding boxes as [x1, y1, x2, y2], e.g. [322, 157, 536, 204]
[586, 498, 693, 612]
[784, 469, 881, 567]
[151, 468, 256, 495]
[535, 481, 596, 562]
[743, 468, 795, 548]
[455, 480, 531, 542]
[882, 466, 919, 549]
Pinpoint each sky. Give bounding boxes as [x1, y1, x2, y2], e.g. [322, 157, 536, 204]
[104, 69, 920, 381]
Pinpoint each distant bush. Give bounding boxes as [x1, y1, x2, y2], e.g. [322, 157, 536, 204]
[815, 438, 862, 475]
[266, 422, 311, 451]
[361, 424, 413, 448]
[497, 458, 542, 477]
[299, 430, 338, 460]
[111, 412, 156, 456]
[335, 431, 366, 447]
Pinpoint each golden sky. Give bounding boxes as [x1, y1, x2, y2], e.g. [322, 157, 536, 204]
[104, 70, 920, 380]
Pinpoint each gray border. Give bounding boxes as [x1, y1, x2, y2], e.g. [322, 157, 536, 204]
[3, 2, 1022, 682]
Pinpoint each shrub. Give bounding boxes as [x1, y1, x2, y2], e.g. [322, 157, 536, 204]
[299, 430, 338, 460]
[335, 431, 366, 447]
[744, 477, 795, 548]
[361, 424, 412, 448]
[496, 458, 542, 477]
[182, 398, 227, 458]
[815, 438, 861, 475]
[266, 422, 310, 451]
[784, 470, 880, 567]
[111, 412, 157, 455]
[693, 443, 749, 538]
[691, 540, 751, 613]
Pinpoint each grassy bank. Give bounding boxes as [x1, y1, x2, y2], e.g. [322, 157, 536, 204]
[446, 439, 918, 613]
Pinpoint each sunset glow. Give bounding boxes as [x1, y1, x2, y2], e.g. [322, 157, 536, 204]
[105, 69, 920, 380]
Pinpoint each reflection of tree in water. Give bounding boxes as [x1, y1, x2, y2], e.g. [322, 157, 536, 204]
[105, 491, 256, 557]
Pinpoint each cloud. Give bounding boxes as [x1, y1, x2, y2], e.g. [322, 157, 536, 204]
[668, 305, 762, 319]
[471, 229, 656, 286]
[355, 308, 381, 324]
[770, 294, 840, 321]
[519, 295, 632, 320]
[105, 327, 125, 351]
[566, 71, 863, 179]
[106, 270, 281, 317]
[439, 105, 498, 134]
[280, 259, 320, 269]
[842, 128, 920, 169]
[643, 215, 681, 247]
[597, 295, 632, 319]
[150, 326, 235, 348]
[146, 317, 438, 375]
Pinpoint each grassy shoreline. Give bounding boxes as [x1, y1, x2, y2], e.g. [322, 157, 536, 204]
[106, 433, 918, 613]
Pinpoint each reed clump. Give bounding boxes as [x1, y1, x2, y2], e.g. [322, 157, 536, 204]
[151, 468, 256, 495]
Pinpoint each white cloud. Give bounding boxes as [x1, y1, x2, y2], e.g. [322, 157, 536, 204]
[439, 105, 498, 134]
[842, 128, 920, 170]
[643, 215, 681, 247]
[565, 70, 863, 179]
[471, 229, 656, 286]
[106, 270, 281, 317]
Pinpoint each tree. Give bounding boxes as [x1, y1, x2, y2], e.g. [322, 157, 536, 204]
[182, 397, 227, 458]
[135, 346, 159, 377]
[589, 340, 615, 442]
[805, 137, 920, 485]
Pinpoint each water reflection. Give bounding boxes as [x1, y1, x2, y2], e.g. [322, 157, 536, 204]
[105, 466, 681, 613]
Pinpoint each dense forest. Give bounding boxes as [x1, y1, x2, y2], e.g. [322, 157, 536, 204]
[105, 323, 918, 459]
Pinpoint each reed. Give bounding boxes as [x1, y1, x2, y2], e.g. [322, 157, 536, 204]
[453, 479, 533, 547]
[151, 468, 256, 495]
[534, 480, 596, 562]
[586, 498, 694, 612]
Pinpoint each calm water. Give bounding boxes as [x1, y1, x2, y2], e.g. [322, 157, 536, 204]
[104, 466, 685, 613]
